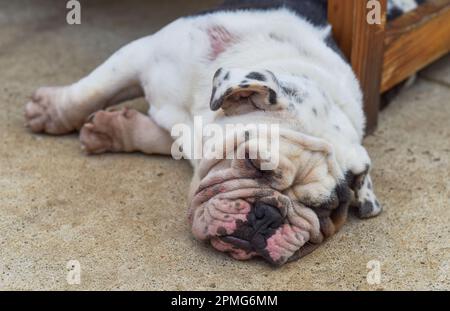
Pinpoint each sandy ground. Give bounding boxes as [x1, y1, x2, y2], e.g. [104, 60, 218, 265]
[0, 0, 449, 290]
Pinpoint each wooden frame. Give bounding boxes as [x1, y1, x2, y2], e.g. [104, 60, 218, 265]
[328, 0, 450, 134]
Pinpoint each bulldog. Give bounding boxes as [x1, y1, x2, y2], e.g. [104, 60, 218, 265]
[24, 0, 421, 265]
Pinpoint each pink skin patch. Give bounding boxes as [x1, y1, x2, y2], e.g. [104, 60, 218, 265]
[191, 198, 251, 241]
[207, 25, 237, 60]
[265, 224, 307, 264]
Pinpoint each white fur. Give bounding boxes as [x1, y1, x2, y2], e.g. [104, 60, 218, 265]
[113, 9, 365, 174]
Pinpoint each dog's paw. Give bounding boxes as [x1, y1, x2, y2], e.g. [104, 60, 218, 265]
[358, 198, 382, 219]
[79, 108, 135, 154]
[24, 87, 75, 134]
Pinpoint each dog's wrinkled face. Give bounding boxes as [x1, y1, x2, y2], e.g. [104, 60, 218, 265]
[189, 131, 353, 265]
[186, 68, 363, 265]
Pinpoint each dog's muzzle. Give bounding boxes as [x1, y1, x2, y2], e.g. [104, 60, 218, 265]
[189, 176, 324, 266]
[219, 201, 283, 257]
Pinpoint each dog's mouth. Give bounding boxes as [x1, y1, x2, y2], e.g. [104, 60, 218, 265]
[189, 163, 324, 266]
[214, 200, 287, 264]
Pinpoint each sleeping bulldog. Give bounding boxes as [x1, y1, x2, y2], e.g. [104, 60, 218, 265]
[24, 0, 422, 265]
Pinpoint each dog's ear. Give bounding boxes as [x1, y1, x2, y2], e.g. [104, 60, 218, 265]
[210, 68, 287, 114]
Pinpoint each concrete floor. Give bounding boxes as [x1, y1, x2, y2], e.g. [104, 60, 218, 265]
[1, 0, 449, 290]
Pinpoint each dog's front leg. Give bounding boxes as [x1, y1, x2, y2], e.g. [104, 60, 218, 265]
[79, 108, 173, 155]
[353, 173, 382, 218]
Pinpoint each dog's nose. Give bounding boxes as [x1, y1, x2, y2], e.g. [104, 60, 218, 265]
[221, 202, 283, 251]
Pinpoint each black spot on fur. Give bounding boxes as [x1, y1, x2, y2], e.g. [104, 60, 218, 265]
[210, 88, 218, 110]
[223, 72, 230, 80]
[360, 200, 374, 217]
[239, 84, 250, 88]
[213, 67, 223, 80]
[211, 88, 234, 110]
[308, 181, 351, 212]
[246, 72, 266, 81]
[336, 181, 351, 205]
[310, 180, 351, 238]
[282, 86, 304, 104]
[282, 86, 297, 97]
[268, 89, 277, 105]
[312, 108, 318, 116]
[211, 86, 217, 100]
[211, 101, 219, 110]
[266, 70, 280, 86]
[346, 165, 370, 194]
[269, 33, 284, 43]
[345, 171, 355, 187]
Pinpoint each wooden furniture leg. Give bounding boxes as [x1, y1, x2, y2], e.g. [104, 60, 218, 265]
[328, 0, 387, 134]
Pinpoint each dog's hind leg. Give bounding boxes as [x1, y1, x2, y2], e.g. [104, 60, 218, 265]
[24, 36, 154, 134]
